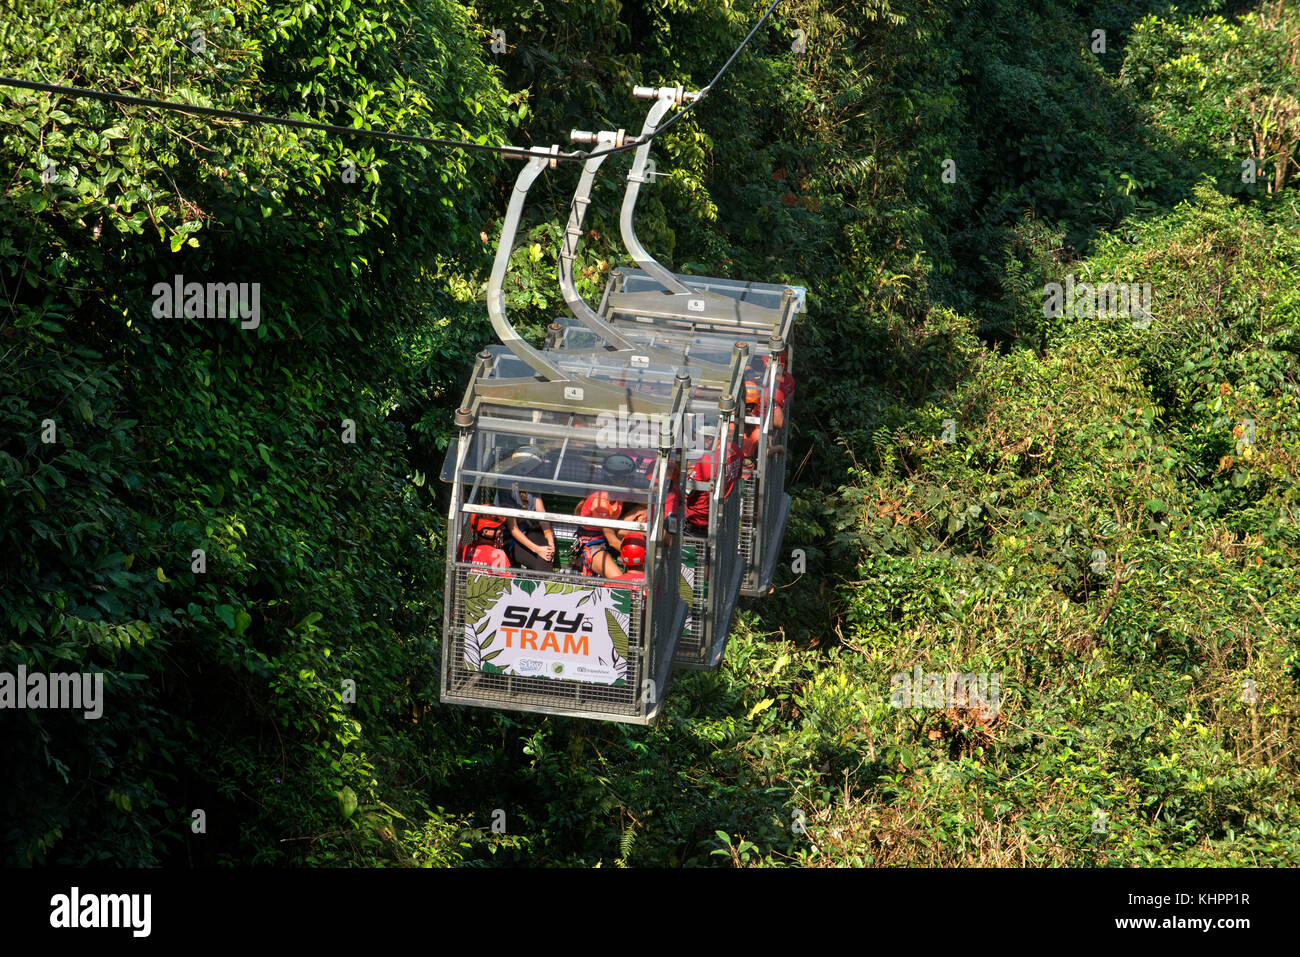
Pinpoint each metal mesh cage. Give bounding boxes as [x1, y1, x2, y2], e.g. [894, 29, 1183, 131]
[739, 476, 758, 591]
[754, 404, 791, 593]
[673, 536, 709, 666]
[442, 562, 657, 723]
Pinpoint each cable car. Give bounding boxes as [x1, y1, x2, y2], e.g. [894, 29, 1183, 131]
[485, 340, 747, 671]
[439, 147, 691, 724]
[584, 88, 807, 596]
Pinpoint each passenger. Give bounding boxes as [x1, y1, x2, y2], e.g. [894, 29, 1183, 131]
[575, 490, 625, 578]
[753, 351, 795, 401]
[746, 354, 791, 424]
[620, 503, 648, 539]
[493, 448, 556, 571]
[685, 437, 743, 534]
[459, 514, 511, 571]
[752, 375, 788, 430]
[741, 379, 786, 466]
[496, 481, 557, 572]
[632, 458, 680, 546]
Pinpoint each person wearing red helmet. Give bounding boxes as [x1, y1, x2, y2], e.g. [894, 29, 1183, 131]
[459, 513, 511, 569]
[741, 376, 787, 466]
[575, 490, 625, 578]
[685, 435, 743, 533]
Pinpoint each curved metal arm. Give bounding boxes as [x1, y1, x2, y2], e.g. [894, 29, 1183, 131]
[561, 128, 733, 383]
[620, 88, 694, 295]
[488, 147, 571, 381]
[560, 130, 640, 350]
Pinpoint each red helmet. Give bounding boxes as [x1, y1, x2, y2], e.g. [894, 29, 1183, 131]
[471, 513, 505, 537]
[744, 381, 762, 407]
[620, 534, 646, 569]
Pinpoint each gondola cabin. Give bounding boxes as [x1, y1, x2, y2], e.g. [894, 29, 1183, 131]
[439, 353, 692, 723]
[437, 143, 695, 723]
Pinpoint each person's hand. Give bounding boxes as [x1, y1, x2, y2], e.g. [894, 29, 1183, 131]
[539, 542, 556, 562]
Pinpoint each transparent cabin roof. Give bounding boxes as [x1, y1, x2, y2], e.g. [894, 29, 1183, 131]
[485, 344, 725, 452]
[439, 401, 676, 503]
[579, 313, 781, 365]
[489, 343, 689, 397]
[615, 267, 807, 314]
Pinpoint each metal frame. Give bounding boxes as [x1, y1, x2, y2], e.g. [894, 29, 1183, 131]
[559, 126, 733, 387]
[439, 148, 691, 724]
[617, 87, 806, 336]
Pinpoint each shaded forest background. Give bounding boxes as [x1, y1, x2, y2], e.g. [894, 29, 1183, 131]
[1, 0, 1297, 866]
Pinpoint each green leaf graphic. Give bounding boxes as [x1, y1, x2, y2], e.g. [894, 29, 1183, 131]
[464, 574, 510, 627]
[605, 608, 629, 659]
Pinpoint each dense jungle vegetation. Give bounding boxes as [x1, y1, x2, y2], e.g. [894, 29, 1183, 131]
[1, 0, 1297, 867]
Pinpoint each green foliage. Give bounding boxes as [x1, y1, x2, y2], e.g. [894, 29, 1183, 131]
[3, 0, 1298, 869]
[1, 0, 513, 865]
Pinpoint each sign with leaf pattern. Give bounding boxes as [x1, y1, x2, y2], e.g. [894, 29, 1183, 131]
[461, 573, 630, 685]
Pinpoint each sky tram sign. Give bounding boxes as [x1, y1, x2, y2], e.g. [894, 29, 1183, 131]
[461, 573, 633, 685]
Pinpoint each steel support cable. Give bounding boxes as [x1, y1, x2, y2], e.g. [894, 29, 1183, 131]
[0, 0, 783, 163]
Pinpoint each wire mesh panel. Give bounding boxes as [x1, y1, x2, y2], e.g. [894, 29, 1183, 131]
[762, 405, 792, 584]
[739, 476, 758, 591]
[644, 505, 684, 704]
[673, 537, 708, 666]
[673, 445, 744, 669]
[442, 563, 660, 723]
